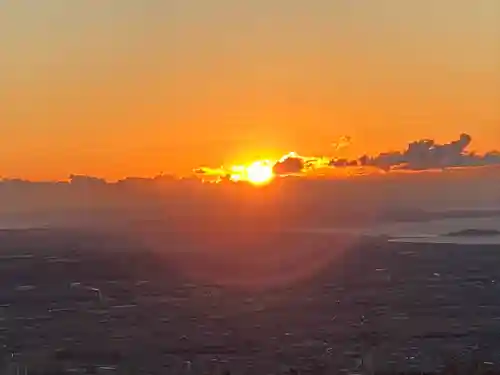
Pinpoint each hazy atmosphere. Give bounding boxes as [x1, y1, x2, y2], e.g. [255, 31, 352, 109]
[1, 2, 500, 374]
[1, 0, 499, 179]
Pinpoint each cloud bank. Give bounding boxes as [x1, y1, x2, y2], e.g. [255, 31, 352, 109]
[194, 133, 500, 180]
[354, 133, 500, 171]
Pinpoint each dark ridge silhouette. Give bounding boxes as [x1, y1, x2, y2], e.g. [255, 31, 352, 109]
[445, 229, 500, 237]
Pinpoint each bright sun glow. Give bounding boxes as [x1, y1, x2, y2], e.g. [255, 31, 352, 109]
[229, 161, 274, 185]
[246, 161, 274, 184]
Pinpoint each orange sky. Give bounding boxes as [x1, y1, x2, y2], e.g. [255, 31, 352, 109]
[1, 1, 499, 180]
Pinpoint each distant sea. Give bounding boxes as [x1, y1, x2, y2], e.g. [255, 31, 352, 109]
[295, 211, 500, 245]
[0, 220, 48, 230]
[2, 208, 500, 245]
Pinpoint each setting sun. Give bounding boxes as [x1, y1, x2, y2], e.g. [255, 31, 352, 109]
[246, 161, 274, 185]
[228, 161, 274, 185]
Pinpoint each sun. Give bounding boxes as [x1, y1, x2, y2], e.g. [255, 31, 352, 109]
[227, 160, 275, 185]
[244, 161, 274, 185]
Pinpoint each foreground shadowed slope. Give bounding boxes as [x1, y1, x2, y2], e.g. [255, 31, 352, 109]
[1, 228, 500, 373]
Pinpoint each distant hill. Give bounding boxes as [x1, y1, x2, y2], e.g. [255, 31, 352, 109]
[387, 209, 500, 223]
[445, 228, 500, 237]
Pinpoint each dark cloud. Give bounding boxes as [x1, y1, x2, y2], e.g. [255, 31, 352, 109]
[347, 133, 500, 171]
[193, 168, 208, 175]
[272, 156, 305, 175]
[69, 174, 107, 185]
[329, 158, 358, 168]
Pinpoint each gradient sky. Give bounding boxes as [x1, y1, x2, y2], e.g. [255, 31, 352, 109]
[1, 0, 499, 180]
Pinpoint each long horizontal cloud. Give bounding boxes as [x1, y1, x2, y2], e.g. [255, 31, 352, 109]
[351, 133, 500, 171]
[193, 133, 500, 179]
[276, 133, 500, 173]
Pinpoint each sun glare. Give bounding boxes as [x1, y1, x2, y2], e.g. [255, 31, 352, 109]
[229, 161, 274, 185]
[246, 161, 274, 185]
